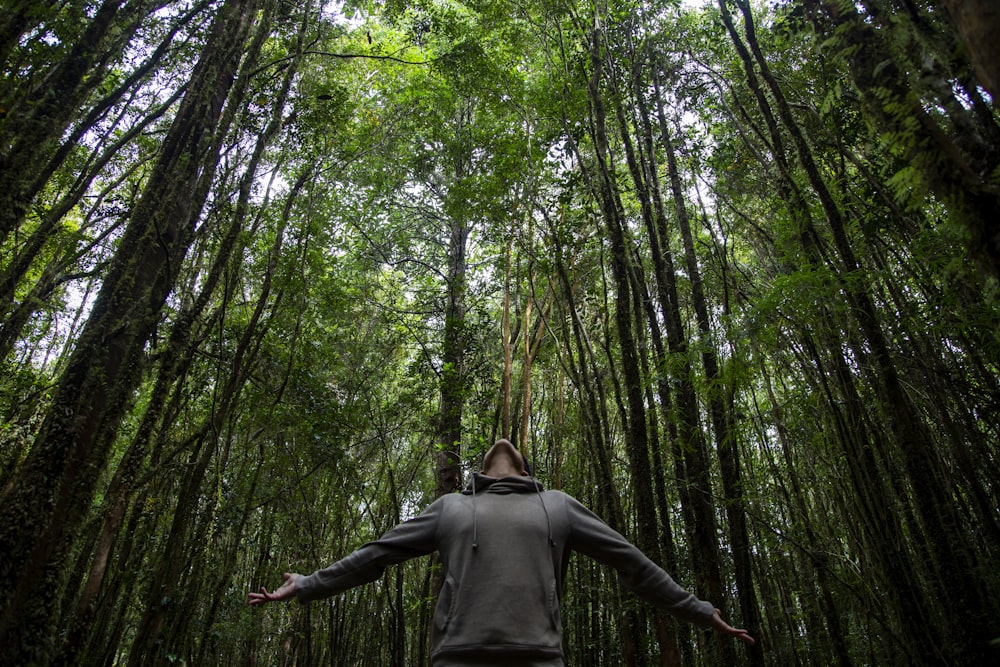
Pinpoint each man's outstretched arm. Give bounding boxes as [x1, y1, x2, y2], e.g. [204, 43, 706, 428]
[563, 493, 755, 645]
[247, 495, 444, 606]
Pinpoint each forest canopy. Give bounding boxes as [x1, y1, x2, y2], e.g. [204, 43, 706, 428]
[1, 0, 998, 665]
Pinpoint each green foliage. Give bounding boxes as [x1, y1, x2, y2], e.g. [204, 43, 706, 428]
[1, 0, 998, 664]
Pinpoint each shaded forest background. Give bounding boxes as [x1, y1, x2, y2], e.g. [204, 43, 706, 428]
[1, 0, 998, 664]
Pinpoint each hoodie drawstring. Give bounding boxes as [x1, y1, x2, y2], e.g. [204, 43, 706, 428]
[467, 472, 554, 551]
[471, 472, 479, 551]
[532, 477, 555, 548]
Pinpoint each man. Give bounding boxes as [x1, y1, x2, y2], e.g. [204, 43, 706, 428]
[249, 438, 754, 665]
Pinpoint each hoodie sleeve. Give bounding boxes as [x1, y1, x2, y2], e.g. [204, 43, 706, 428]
[562, 493, 715, 628]
[295, 496, 444, 603]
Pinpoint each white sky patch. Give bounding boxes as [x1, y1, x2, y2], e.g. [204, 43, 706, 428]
[22, 278, 96, 371]
[399, 492, 424, 521]
[321, 0, 367, 29]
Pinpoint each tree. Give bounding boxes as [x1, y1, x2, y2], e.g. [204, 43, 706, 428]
[0, 0, 263, 661]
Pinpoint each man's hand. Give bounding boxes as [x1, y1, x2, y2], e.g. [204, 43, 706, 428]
[248, 572, 300, 606]
[710, 608, 755, 646]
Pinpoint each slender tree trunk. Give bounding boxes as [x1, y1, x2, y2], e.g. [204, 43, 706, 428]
[594, 39, 730, 666]
[546, 210, 624, 526]
[501, 240, 514, 439]
[730, 2, 995, 660]
[628, 255, 683, 667]
[519, 281, 550, 451]
[636, 268, 696, 667]
[647, 63, 764, 665]
[0, 0, 145, 247]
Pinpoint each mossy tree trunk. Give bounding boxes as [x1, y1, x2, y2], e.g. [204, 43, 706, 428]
[0, 0, 260, 662]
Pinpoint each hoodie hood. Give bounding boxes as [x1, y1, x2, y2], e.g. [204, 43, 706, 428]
[462, 472, 553, 553]
[462, 473, 545, 495]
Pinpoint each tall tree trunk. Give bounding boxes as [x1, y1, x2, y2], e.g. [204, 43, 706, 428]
[518, 270, 550, 451]
[0, 1, 260, 662]
[435, 212, 469, 496]
[546, 209, 624, 527]
[589, 26, 721, 665]
[635, 261, 697, 667]
[501, 240, 514, 439]
[591, 30, 730, 663]
[941, 0, 1000, 105]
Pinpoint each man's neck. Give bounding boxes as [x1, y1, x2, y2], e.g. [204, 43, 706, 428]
[481, 439, 527, 478]
[481, 463, 526, 478]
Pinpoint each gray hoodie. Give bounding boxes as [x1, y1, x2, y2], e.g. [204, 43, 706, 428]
[295, 473, 715, 663]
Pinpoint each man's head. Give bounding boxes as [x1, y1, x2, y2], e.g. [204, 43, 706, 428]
[481, 438, 529, 478]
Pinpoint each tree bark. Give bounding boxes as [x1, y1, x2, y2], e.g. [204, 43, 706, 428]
[0, 0, 142, 247]
[0, 3, 199, 344]
[941, 0, 1000, 103]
